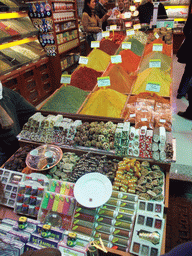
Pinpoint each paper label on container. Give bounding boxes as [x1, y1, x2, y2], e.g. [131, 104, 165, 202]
[149, 59, 161, 68]
[79, 56, 88, 65]
[126, 29, 135, 36]
[0, 81, 2, 99]
[111, 55, 122, 64]
[160, 119, 166, 123]
[122, 42, 132, 49]
[133, 23, 141, 30]
[130, 114, 135, 118]
[110, 25, 117, 31]
[146, 82, 161, 92]
[97, 76, 110, 87]
[153, 43, 163, 52]
[91, 41, 100, 48]
[102, 31, 110, 38]
[60, 74, 71, 84]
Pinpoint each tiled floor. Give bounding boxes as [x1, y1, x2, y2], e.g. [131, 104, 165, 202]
[170, 55, 192, 181]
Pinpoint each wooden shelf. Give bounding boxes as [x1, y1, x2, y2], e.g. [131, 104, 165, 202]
[53, 9, 76, 13]
[54, 18, 76, 23]
[59, 42, 80, 55]
[55, 26, 77, 34]
[57, 37, 78, 46]
[61, 60, 78, 72]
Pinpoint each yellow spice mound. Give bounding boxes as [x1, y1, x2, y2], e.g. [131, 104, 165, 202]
[80, 88, 127, 118]
[82, 48, 111, 72]
[132, 68, 172, 97]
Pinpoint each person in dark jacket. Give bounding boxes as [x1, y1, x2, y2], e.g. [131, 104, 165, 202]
[95, 0, 112, 30]
[0, 86, 36, 166]
[137, 0, 167, 24]
[176, 13, 192, 100]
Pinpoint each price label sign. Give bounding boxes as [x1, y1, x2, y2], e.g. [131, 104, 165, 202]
[122, 42, 132, 49]
[146, 82, 161, 92]
[97, 76, 110, 87]
[153, 43, 163, 52]
[60, 74, 71, 84]
[79, 56, 88, 65]
[0, 81, 2, 99]
[110, 25, 117, 31]
[133, 23, 141, 30]
[102, 31, 110, 38]
[149, 59, 161, 68]
[126, 29, 135, 36]
[111, 55, 122, 64]
[154, 32, 159, 39]
[91, 41, 100, 48]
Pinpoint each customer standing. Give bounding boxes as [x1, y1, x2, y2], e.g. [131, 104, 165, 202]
[137, 0, 167, 24]
[176, 13, 192, 99]
[82, 0, 102, 47]
[95, 0, 112, 30]
[0, 86, 36, 166]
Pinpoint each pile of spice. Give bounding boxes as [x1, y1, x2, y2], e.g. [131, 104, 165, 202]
[40, 85, 89, 113]
[119, 49, 141, 74]
[98, 63, 135, 94]
[80, 88, 127, 118]
[139, 52, 172, 73]
[70, 66, 102, 91]
[82, 48, 111, 72]
[107, 31, 125, 45]
[132, 31, 148, 45]
[99, 39, 120, 55]
[144, 38, 172, 57]
[128, 92, 170, 104]
[132, 68, 172, 97]
[127, 38, 145, 56]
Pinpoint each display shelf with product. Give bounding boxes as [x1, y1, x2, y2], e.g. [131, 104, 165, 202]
[0, 2, 56, 105]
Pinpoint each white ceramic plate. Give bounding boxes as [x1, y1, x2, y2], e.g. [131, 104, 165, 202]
[74, 172, 112, 208]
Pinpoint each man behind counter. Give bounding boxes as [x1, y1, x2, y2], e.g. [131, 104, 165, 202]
[0, 86, 36, 166]
[95, 0, 112, 30]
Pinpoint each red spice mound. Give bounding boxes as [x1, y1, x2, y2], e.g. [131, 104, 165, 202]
[71, 66, 102, 91]
[99, 39, 119, 55]
[119, 49, 141, 74]
[144, 38, 172, 57]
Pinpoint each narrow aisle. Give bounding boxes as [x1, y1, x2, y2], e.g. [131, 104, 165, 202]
[170, 55, 192, 181]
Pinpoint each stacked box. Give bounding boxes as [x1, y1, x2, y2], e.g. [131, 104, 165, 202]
[115, 123, 130, 157]
[143, 130, 153, 159]
[139, 126, 147, 158]
[152, 127, 167, 161]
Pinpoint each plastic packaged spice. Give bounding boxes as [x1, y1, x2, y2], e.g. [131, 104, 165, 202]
[154, 108, 172, 131]
[132, 68, 171, 97]
[82, 48, 111, 72]
[99, 63, 135, 94]
[40, 85, 89, 113]
[80, 88, 127, 118]
[124, 103, 136, 123]
[138, 51, 172, 73]
[135, 106, 154, 129]
[71, 66, 102, 91]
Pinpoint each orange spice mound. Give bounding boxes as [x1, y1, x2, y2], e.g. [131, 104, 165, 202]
[144, 38, 172, 57]
[119, 49, 141, 74]
[97, 63, 136, 94]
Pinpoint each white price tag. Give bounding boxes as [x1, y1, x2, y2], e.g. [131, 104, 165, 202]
[79, 56, 88, 65]
[60, 74, 71, 84]
[111, 55, 122, 64]
[122, 42, 132, 49]
[133, 23, 141, 30]
[154, 32, 159, 39]
[97, 76, 111, 87]
[153, 43, 163, 52]
[0, 81, 2, 99]
[141, 118, 147, 122]
[130, 114, 135, 118]
[149, 59, 161, 68]
[110, 25, 117, 31]
[160, 119, 166, 123]
[102, 31, 110, 38]
[91, 41, 100, 48]
[146, 82, 161, 92]
[126, 29, 135, 36]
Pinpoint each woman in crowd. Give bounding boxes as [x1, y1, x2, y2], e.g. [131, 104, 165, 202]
[82, 0, 102, 46]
